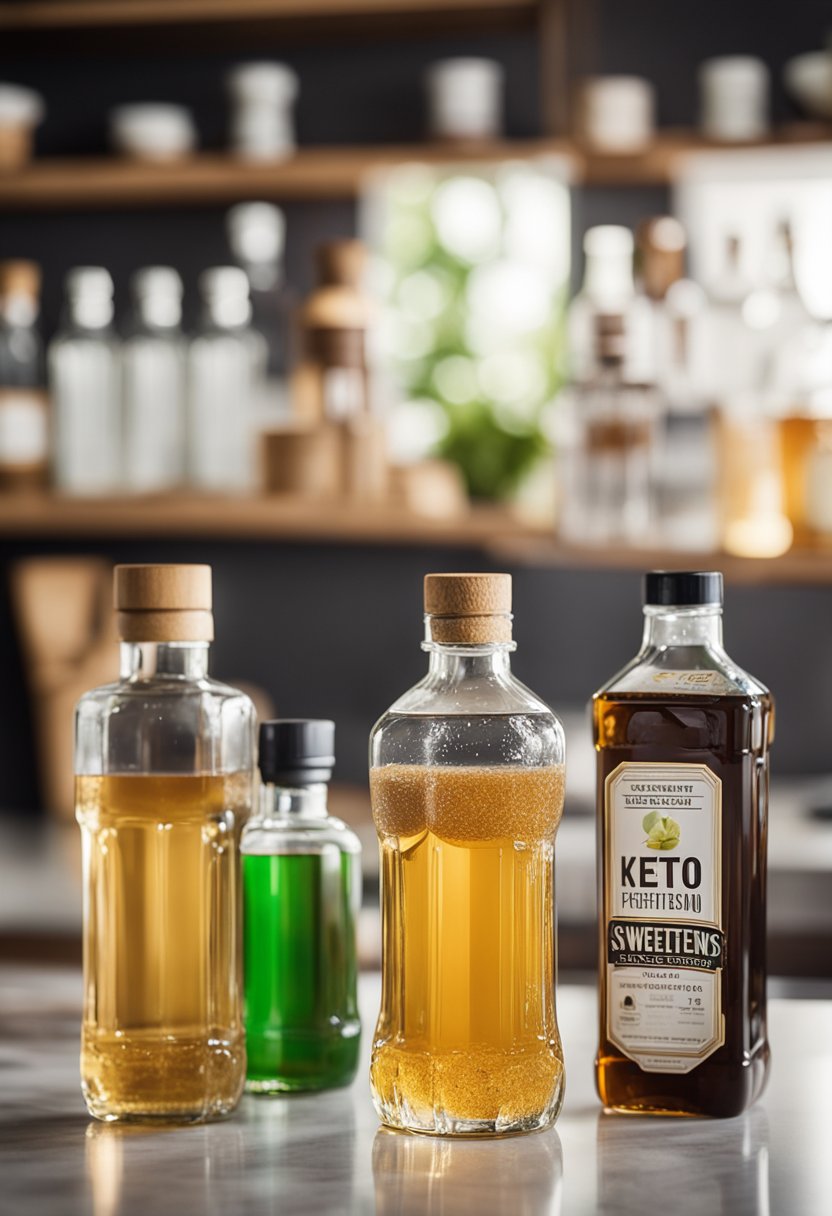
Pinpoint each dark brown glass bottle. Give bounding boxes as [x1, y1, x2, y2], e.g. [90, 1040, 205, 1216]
[593, 571, 772, 1117]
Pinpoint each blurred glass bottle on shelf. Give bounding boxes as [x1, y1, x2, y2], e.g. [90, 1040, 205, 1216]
[762, 220, 832, 547]
[0, 260, 48, 491]
[705, 234, 792, 558]
[122, 267, 186, 493]
[242, 720, 361, 1094]
[226, 202, 294, 427]
[76, 563, 255, 1122]
[558, 312, 657, 546]
[50, 267, 121, 495]
[188, 266, 264, 492]
[568, 225, 654, 387]
[636, 218, 715, 548]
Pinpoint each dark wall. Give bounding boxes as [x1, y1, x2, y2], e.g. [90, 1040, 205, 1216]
[2, 539, 831, 812]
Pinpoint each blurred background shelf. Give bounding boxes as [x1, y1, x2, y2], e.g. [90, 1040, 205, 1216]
[0, 0, 540, 33]
[0, 493, 544, 547]
[0, 142, 578, 210]
[2, 494, 832, 585]
[491, 535, 832, 584]
[2, 128, 830, 211]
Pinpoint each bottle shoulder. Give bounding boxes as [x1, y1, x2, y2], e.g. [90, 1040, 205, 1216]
[380, 668, 556, 720]
[241, 814, 361, 856]
[594, 646, 769, 701]
[77, 673, 254, 708]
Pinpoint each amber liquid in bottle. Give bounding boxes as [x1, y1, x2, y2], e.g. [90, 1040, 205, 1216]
[78, 772, 250, 1121]
[370, 760, 565, 1131]
[593, 690, 772, 1117]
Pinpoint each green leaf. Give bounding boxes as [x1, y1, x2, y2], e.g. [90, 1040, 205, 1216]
[642, 811, 662, 833]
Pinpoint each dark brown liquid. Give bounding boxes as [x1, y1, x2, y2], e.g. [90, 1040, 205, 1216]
[593, 691, 772, 1117]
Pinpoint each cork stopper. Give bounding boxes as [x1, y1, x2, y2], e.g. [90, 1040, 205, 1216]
[424, 572, 512, 644]
[114, 564, 214, 642]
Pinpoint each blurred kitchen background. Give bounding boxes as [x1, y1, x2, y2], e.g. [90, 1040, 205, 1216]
[1, 0, 831, 987]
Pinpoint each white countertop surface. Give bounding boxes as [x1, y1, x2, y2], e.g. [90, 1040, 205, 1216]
[0, 968, 830, 1215]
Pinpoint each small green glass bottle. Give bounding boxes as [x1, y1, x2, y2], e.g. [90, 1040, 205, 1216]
[242, 719, 362, 1093]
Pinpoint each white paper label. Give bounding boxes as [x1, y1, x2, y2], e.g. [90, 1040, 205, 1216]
[604, 761, 724, 1074]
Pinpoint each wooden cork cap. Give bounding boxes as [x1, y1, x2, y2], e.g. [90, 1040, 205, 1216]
[114, 564, 214, 642]
[424, 572, 512, 644]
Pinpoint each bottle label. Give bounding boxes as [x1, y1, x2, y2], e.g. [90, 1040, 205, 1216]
[604, 761, 725, 1074]
[619, 669, 735, 696]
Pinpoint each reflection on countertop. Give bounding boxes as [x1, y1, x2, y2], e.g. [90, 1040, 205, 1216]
[1, 971, 831, 1215]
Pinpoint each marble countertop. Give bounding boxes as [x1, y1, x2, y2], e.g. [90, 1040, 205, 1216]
[1, 968, 830, 1215]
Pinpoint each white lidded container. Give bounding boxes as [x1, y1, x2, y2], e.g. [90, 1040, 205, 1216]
[426, 57, 504, 140]
[699, 56, 770, 142]
[577, 75, 656, 152]
[50, 267, 122, 496]
[227, 62, 299, 160]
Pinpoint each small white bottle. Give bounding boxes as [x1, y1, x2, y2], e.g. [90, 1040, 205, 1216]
[50, 267, 121, 495]
[188, 267, 261, 492]
[123, 267, 186, 493]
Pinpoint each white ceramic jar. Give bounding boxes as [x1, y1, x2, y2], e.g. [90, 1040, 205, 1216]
[426, 58, 504, 141]
[227, 62, 299, 160]
[577, 76, 655, 153]
[110, 104, 197, 161]
[699, 56, 770, 142]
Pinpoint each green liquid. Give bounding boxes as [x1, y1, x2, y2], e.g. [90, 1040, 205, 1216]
[243, 850, 361, 1092]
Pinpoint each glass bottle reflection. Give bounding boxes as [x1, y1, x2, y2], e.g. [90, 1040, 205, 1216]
[595, 1107, 769, 1216]
[86, 1121, 245, 1216]
[373, 1127, 562, 1216]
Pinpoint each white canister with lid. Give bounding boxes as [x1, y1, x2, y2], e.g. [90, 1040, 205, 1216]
[577, 76, 656, 153]
[426, 58, 504, 141]
[227, 62, 299, 160]
[699, 56, 770, 142]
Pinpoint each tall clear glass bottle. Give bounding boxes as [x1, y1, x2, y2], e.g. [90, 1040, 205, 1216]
[593, 571, 772, 1117]
[242, 719, 361, 1093]
[370, 573, 566, 1136]
[75, 564, 255, 1122]
[188, 267, 264, 492]
[50, 267, 121, 495]
[123, 266, 187, 492]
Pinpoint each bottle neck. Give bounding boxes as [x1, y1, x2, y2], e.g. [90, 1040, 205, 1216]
[640, 606, 724, 652]
[120, 641, 210, 680]
[258, 783, 328, 819]
[424, 642, 515, 681]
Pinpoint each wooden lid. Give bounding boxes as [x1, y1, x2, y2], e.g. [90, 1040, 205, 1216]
[424, 572, 512, 644]
[114, 564, 214, 641]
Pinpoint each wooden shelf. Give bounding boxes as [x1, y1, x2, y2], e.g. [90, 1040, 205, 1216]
[0, 127, 829, 211]
[2, 493, 832, 584]
[0, 142, 577, 211]
[0, 492, 542, 548]
[490, 534, 832, 586]
[0, 0, 537, 32]
[579, 124, 832, 187]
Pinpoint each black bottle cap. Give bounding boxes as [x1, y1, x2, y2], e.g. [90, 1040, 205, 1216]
[643, 571, 723, 607]
[258, 719, 335, 786]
